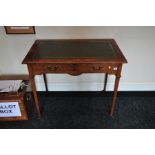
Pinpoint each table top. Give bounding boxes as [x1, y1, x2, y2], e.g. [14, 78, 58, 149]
[22, 39, 127, 64]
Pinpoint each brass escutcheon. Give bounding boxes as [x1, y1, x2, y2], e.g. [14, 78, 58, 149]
[47, 66, 57, 71]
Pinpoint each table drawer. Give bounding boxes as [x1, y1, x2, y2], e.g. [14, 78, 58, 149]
[31, 63, 74, 74]
[79, 64, 118, 74]
[31, 63, 118, 75]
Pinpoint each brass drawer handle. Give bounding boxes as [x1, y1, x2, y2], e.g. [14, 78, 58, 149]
[113, 67, 117, 71]
[92, 66, 104, 71]
[47, 66, 58, 71]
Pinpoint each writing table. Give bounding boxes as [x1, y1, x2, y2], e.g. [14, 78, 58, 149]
[22, 39, 127, 117]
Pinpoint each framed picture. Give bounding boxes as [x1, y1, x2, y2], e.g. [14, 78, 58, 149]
[5, 26, 35, 34]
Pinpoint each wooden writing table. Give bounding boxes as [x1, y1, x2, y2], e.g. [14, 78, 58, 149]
[22, 39, 127, 117]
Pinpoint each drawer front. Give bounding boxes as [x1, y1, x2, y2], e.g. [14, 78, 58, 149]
[31, 63, 72, 74]
[79, 64, 118, 74]
[31, 63, 118, 75]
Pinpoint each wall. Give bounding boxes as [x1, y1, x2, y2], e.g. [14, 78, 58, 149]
[0, 26, 155, 91]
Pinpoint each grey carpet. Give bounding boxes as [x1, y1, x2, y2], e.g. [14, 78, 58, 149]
[0, 91, 155, 129]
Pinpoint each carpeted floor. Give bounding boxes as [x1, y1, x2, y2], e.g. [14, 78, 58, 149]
[0, 91, 155, 129]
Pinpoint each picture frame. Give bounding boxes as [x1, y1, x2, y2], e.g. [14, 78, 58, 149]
[4, 26, 35, 34]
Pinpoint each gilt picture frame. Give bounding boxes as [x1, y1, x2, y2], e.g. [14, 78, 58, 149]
[5, 26, 35, 34]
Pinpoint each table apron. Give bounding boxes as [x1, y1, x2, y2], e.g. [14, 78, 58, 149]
[29, 63, 120, 76]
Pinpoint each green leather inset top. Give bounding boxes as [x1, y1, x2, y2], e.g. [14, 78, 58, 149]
[32, 40, 117, 59]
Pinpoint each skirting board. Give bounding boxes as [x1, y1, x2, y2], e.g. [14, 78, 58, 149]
[35, 82, 155, 91]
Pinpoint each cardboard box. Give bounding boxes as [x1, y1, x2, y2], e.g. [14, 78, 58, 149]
[0, 76, 29, 121]
[0, 89, 28, 121]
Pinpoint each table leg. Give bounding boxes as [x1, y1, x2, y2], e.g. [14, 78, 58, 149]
[43, 74, 48, 92]
[110, 76, 121, 116]
[110, 65, 122, 116]
[28, 65, 41, 117]
[103, 73, 108, 91]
